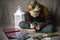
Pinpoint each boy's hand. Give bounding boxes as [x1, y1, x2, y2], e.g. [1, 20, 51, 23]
[30, 23, 36, 29]
[35, 25, 41, 30]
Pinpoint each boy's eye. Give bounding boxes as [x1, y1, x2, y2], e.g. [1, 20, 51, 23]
[34, 11, 39, 13]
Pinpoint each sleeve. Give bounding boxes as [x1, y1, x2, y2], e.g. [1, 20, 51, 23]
[25, 13, 32, 25]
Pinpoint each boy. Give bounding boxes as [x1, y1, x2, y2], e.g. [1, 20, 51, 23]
[19, 0, 53, 33]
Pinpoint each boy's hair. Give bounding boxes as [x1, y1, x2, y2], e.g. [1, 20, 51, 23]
[25, 0, 49, 18]
[25, 0, 42, 13]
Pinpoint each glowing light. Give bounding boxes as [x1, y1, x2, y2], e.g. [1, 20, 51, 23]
[14, 6, 25, 28]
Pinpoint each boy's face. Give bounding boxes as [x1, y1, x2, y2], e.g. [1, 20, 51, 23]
[29, 10, 40, 17]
